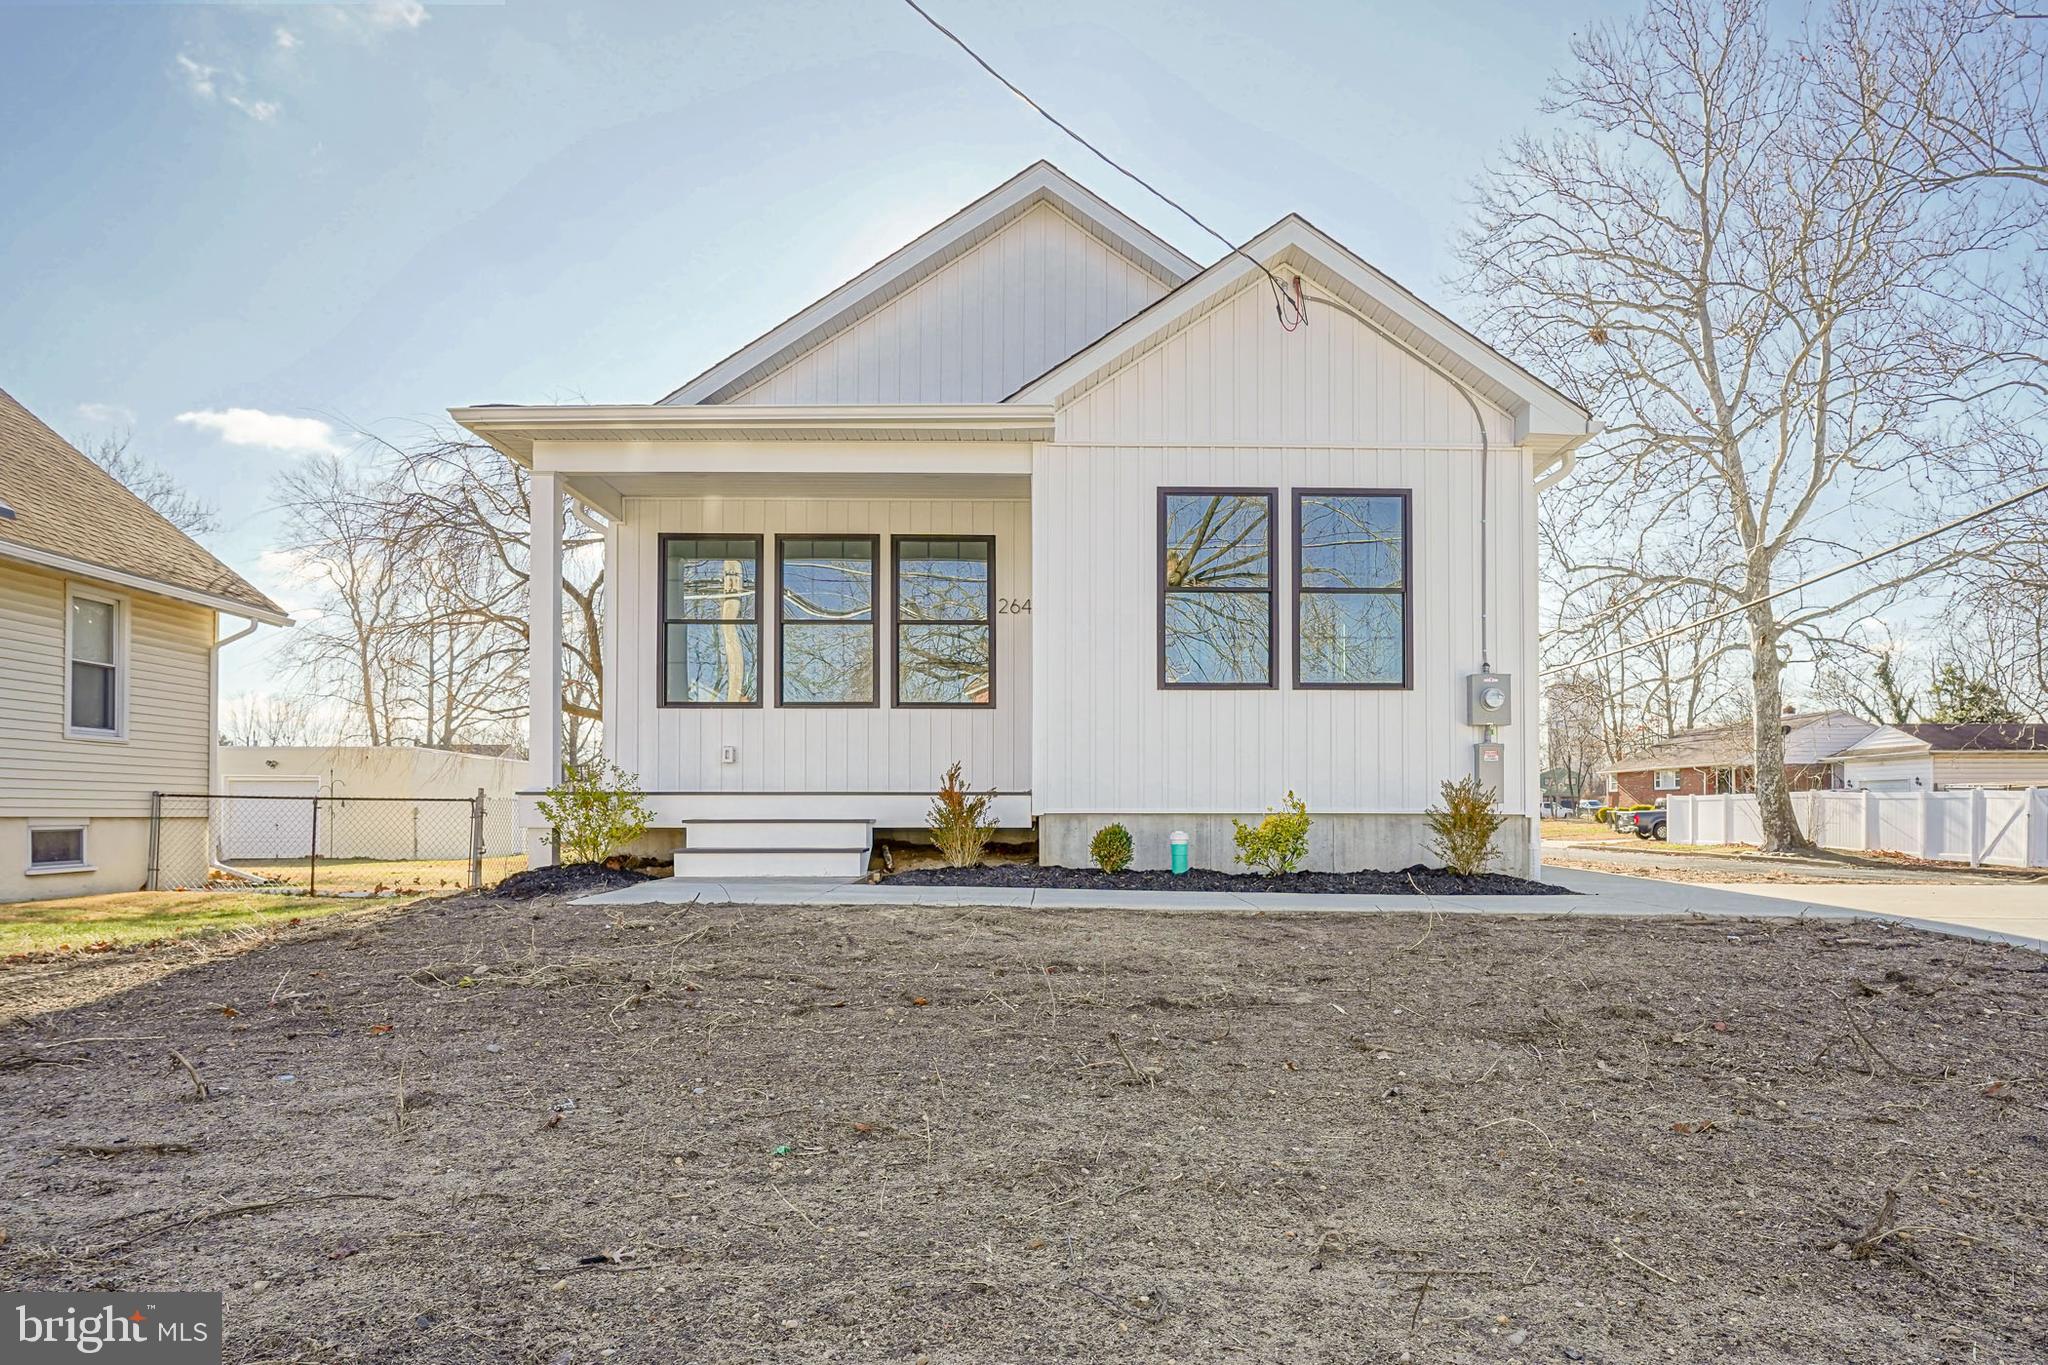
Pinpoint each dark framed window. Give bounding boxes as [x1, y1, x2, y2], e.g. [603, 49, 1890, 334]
[777, 535, 879, 707]
[892, 535, 995, 706]
[1159, 488, 1277, 688]
[659, 534, 762, 706]
[1293, 488, 1411, 689]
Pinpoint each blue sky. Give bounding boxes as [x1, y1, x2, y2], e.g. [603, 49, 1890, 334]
[0, 0, 1629, 696]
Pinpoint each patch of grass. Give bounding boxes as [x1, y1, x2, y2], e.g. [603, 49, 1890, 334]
[0, 891, 369, 957]
[1540, 818, 1628, 841]
[229, 854, 525, 894]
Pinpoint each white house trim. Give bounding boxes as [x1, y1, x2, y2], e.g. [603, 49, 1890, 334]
[0, 542, 292, 627]
[658, 162, 1199, 406]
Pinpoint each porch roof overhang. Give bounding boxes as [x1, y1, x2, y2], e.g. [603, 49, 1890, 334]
[449, 404, 1050, 514]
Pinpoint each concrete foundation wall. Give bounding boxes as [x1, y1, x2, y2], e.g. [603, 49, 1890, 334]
[1038, 813, 1534, 879]
[1, 816, 154, 903]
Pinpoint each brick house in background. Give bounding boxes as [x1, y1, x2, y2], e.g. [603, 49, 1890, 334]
[1601, 709, 1876, 807]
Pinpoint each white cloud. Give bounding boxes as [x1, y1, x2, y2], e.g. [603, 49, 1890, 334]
[176, 408, 342, 455]
[76, 401, 136, 427]
[255, 546, 327, 590]
[174, 51, 281, 122]
[368, 0, 429, 30]
[275, 27, 301, 51]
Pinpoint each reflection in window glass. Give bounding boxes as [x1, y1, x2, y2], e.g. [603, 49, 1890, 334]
[1296, 493, 1407, 686]
[780, 537, 876, 705]
[662, 537, 759, 704]
[1161, 492, 1272, 686]
[895, 538, 993, 705]
[29, 827, 86, 868]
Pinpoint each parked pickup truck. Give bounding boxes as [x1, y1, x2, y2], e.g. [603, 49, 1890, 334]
[1615, 804, 1668, 841]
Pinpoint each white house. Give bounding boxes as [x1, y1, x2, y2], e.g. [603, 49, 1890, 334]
[453, 164, 1595, 877]
[0, 387, 289, 902]
[1830, 723, 2048, 791]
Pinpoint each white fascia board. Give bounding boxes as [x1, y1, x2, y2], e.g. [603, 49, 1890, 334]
[0, 540, 293, 627]
[1011, 215, 1593, 452]
[657, 162, 1200, 406]
[532, 441, 1033, 477]
[450, 403, 1054, 463]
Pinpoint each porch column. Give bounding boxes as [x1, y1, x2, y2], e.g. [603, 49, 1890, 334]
[526, 470, 564, 867]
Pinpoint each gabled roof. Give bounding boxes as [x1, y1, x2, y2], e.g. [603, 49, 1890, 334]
[1008, 214, 1593, 452]
[1834, 722, 2048, 758]
[0, 387, 289, 624]
[1603, 711, 1868, 774]
[659, 161, 1200, 406]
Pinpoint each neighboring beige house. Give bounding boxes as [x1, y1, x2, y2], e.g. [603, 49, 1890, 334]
[1829, 723, 2048, 791]
[0, 388, 288, 903]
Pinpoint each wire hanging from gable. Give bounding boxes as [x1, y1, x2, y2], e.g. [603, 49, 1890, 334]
[898, 0, 1306, 331]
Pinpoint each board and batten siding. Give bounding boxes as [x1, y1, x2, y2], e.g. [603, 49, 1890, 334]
[726, 203, 1173, 406]
[1032, 279, 1537, 819]
[607, 496, 1031, 802]
[0, 558, 215, 818]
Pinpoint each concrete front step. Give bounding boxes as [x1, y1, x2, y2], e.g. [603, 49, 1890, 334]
[680, 818, 874, 850]
[672, 846, 873, 879]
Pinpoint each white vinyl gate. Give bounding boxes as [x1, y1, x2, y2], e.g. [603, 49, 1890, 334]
[1668, 788, 2048, 868]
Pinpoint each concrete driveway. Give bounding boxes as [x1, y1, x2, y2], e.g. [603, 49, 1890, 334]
[1545, 836, 2029, 884]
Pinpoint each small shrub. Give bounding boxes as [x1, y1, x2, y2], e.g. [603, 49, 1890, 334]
[928, 761, 997, 867]
[535, 760, 654, 866]
[1089, 823, 1134, 873]
[1426, 776, 1507, 876]
[1232, 792, 1312, 876]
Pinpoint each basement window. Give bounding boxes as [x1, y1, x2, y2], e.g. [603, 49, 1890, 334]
[660, 535, 761, 706]
[27, 825, 89, 874]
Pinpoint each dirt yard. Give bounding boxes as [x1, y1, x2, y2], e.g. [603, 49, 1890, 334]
[2, 891, 2043, 1362]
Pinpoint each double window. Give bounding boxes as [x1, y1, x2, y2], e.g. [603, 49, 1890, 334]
[1159, 487, 1411, 690]
[661, 535, 762, 706]
[660, 533, 996, 708]
[893, 536, 994, 706]
[777, 536, 878, 707]
[67, 588, 122, 737]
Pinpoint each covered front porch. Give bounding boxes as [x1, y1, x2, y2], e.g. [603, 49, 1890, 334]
[451, 404, 1046, 869]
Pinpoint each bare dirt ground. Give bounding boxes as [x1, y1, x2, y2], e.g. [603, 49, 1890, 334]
[2, 891, 2044, 1363]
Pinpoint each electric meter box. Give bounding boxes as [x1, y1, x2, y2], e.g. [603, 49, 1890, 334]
[1474, 741, 1506, 795]
[1466, 672, 1513, 726]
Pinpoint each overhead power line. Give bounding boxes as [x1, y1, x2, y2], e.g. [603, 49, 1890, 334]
[1541, 476, 2048, 677]
[897, 0, 1304, 329]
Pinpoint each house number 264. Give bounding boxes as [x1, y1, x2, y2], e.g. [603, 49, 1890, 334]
[998, 597, 1031, 614]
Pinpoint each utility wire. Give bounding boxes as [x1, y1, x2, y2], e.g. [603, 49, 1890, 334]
[1541, 476, 2048, 677]
[897, 0, 1304, 329]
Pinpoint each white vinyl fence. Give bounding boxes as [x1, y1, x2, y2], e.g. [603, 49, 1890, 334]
[1668, 789, 2048, 868]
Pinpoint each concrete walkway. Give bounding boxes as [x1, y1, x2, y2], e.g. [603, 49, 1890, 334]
[575, 865, 2048, 952]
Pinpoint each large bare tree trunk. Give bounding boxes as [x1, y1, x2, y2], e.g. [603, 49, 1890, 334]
[1744, 598, 1807, 852]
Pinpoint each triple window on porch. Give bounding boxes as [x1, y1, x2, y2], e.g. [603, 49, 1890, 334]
[660, 534, 993, 708]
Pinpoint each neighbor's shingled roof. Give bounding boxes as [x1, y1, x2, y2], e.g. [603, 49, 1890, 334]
[1891, 723, 2048, 753]
[0, 386, 286, 621]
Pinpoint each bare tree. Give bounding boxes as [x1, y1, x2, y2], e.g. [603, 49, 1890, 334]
[219, 693, 336, 747]
[77, 429, 219, 538]
[269, 433, 604, 759]
[1543, 674, 1611, 801]
[1463, 0, 2043, 849]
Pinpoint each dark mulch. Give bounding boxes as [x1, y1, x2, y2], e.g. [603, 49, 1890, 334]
[484, 862, 653, 900]
[884, 861, 1573, 895]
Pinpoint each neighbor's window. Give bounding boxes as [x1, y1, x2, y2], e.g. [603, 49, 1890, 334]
[1654, 769, 1680, 792]
[1160, 489, 1274, 687]
[893, 536, 994, 706]
[661, 535, 761, 706]
[1294, 490, 1409, 688]
[68, 592, 120, 734]
[778, 536, 878, 706]
[28, 826, 87, 870]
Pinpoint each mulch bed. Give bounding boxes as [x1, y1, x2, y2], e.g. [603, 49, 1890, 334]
[2, 894, 2042, 1361]
[885, 862, 1574, 895]
[484, 862, 654, 901]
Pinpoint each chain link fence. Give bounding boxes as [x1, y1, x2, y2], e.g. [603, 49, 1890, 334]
[148, 791, 525, 895]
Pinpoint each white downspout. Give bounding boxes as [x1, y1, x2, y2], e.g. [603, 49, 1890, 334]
[209, 614, 262, 882]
